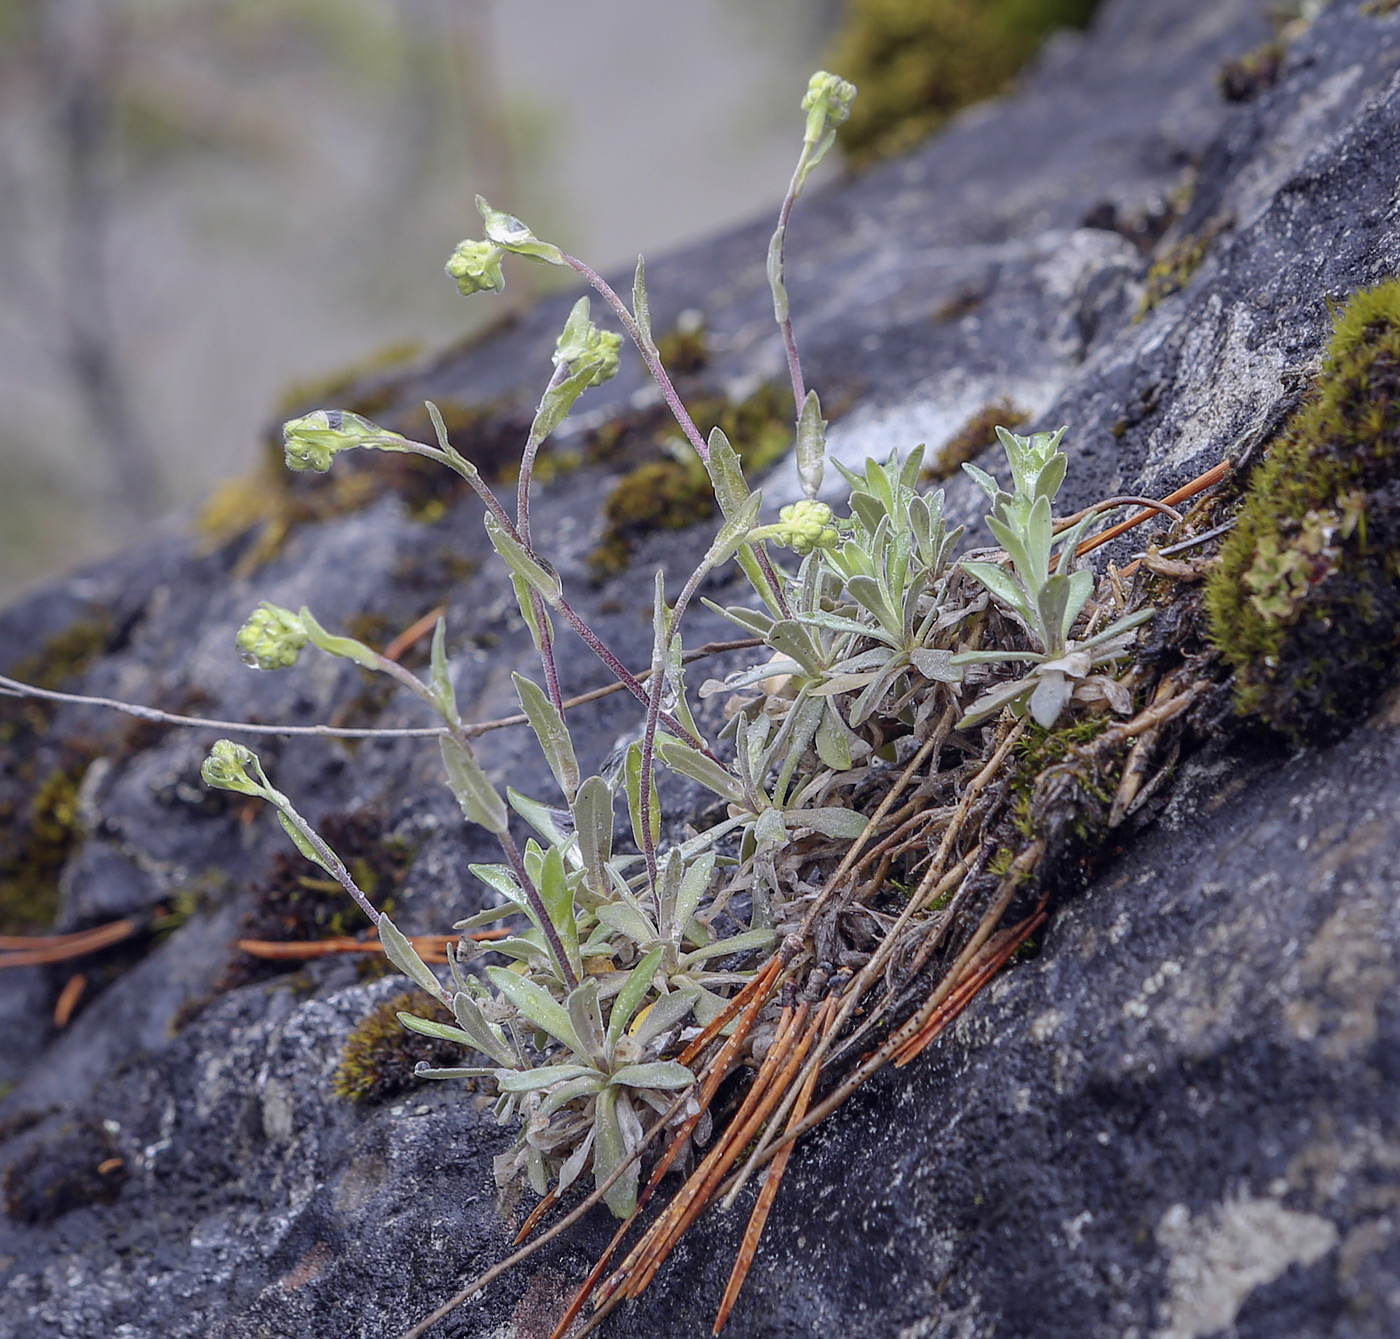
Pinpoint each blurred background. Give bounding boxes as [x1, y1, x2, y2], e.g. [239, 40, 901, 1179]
[0, 0, 1098, 602]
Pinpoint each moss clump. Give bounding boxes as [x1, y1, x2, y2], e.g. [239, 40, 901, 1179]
[589, 381, 795, 574]
[654, 316, 710, 376]
[1205, 279, 1400, 737]
[828, 0, 1101, 166]
[333, 990, 462, 1104]
[925, 400, 1028, 481]
[0, 753, 93, 934]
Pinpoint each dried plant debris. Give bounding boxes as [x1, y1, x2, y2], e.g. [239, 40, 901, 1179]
[3, 1119, 126, 1226]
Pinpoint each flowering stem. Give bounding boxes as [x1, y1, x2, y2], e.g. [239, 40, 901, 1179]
[499, 826, 577, 990]
[560, 253, 709, 463]
[771, 143, 812, 410]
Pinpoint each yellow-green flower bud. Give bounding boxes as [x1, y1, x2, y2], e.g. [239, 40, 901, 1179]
[201, 740, 265, 797]
[282, 409, 401, 473]
[445, 238, 506, 296]
[237, 602, 308, 671]
[776, 499, 839, 555]
[801, 71, 857, 146]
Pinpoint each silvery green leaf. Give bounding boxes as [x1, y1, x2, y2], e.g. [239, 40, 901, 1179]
[379, 915, 444, 997]
[429, 617, 457, 721]
[594, 1086, 639, 1218]
[849, 660, 906, 727]
[466, 862, 529, 913]
[624, 741, 660, 854]
[679, 926, 775, 967]
[766, 228, 788, 323]
[606, 945, 665, 1048]
[1037, 574, 1073, 655]
[572, 775, 614, 897]
[655, 736, 745, 806]
[1062, 568, 1095, 639]
[753, 807, 787, 849]
[705, 490, 763, 568]
[986, 512, 1038, 593]
[566, 977, 607, 1069]
[396, 1012, 477, 1049]
[669, 851, 715, 942]
[950, 648, 1033, 666]
[764, 619, 825, 675]
[805, 669, 881, 697]
[962, 462, 1003, 503]
[632, 255, 654, 350]
[595, 900, 659, 950]
[298, 607, 381, 671]
[513, 672, 579, 801]
[960, 560, 1025, 615]
[701, 600, 773, 639]
[510, 575, 555, 658]
[609, 1061, 696, 1091]
[795, 609, 899, 647]
[414, 1065, 498, 1081]
[451, 991, 520, 1067]
[483, 512, 562, 605]
[439, 735, 508, 834]
[506, 789, 572, 848]
[795, 806, 868, 834]
[1054, 511, 1097, 574]
[910, 648, 962, 683]
[796, 390, 826, 500]
[1029, 669, 1072, 728]
[541, 1074, 609, 1117]
[848, 490, 885, 535]
[705, 427, 750, 519]
[538, 844, 580, 980]
[276, 812, 326, 869]
[955, 676, 1034, 730]
[486, 968, 586, 1055]
[1034, 450, 1068, 503]
[497, 1064, 600, 1093]
[699, 658, 805, 697]
[631, 984, 701, 1048]
[815, 699, 853, 770]
[530, 361, 597, 444]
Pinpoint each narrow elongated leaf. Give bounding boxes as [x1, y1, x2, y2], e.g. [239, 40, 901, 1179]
[1063, 568, 1095, 639]
[379, 915, 444, 997]
[624, 741, 660, 854]
[798, 806, 872, 839]
[960, 560, 1025, 615]
[669, 851, 715, 943]
[595, 901, 659, 950]
[483, 512, 562, 605]
[497, 1064, 600, 1093]
[654, 736, 745, 806]
[632, 255, 654, 350]
[486, 968, 586, 1055]
[796, 389, 826, 499]
[705, 490, 763, 569]
[572, 775, 613, 898]
[429, 617, 457, 721]
[538, 843, 580, 980]
[439, 735, 507, 834]
[961, 461, 1003, 503]
[396, 1012, 477, 1048]
[451, 991, 519, 1067]
[609, 1061, 696, 1091]
[506, 788, 572, 848]
[513, 672, 579, 801]
[679, 926, 775, 967]
[594, 1086, 639, 1218]
[910, 648, 962, 683]
[566, 977, 607, 1069]
[815, 699, 853, 770]
[606, 945, 665, 1048]
[631, 984, 700, 1048]
[1037, 574, 1073, 655]
[298, 607, 380, 671]
[1029, 669, 1072, 728]
[705, 427, 750, 519]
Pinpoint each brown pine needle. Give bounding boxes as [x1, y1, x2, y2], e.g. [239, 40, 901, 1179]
[382, 606, 446, 664]
[511, 1187, 560, 1247]
[235, 928, 510, 963]
[53, 973, 87, 1026]
[0, 918, 137, 967]
[713, 993, 837, 1333]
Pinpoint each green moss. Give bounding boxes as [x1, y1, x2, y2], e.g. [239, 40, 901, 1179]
[925, 400, 1028, 482]
[1205, 279, 1400, 737]
[333, 990, 463, 1104]
[829, 0, 1101, 166]
[0, 754, 93, 934]
[655, 317, 710, 376]
[589, 381, 795, 574]
[1217, 39, 1285, 102]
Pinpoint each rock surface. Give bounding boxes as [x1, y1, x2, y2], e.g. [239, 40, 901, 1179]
[2, 1, 1399, 1336]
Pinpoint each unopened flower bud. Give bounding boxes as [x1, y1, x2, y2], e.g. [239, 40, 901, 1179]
[801, 71, 857, 145]
[776, 499, 838, 555]
[282, 409, 401, 473]
[201, 740, 264, 796]
[237, 602, 308, 671]
[445, 238, 506, 296]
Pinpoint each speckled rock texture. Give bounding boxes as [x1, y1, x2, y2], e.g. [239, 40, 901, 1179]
[2, 1, 1399, 1336]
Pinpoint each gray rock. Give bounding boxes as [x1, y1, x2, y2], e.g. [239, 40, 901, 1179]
[2, 1, 1399, 1336]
